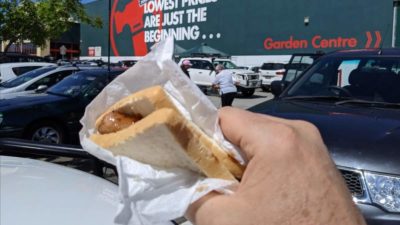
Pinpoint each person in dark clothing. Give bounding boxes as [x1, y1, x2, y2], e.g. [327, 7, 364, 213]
[181, 59, 192, 78]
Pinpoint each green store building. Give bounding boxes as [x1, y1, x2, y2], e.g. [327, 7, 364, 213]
[81, 0, 400, 65]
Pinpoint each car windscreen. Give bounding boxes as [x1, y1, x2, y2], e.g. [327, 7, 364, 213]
[261, 63, 285, 70]
[47, 71, 104, 97]
[221, 61, 238, 69]
[285, 56, 400, 104]
[0, 66, 56, 88]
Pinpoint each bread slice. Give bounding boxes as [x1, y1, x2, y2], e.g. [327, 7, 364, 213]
[92, 108, 237, 179]
[90, 86, 244, 180]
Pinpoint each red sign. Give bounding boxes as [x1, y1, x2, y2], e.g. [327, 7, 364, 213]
[88, 47, 95, 56]
[111, 0, 164, 57]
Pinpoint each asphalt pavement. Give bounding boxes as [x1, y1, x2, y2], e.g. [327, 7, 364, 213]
[206, 89, 273, 109]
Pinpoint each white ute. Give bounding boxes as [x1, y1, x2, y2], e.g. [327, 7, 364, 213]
[179, 58, 261, 97]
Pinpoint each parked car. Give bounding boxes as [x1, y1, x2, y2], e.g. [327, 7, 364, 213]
[249, 66, 260, 73]
[0, 155, 120, 225]
[0, 68, 125, 144]
[0, 138, 187, 225]
[249, 49, 400, 225]
[0, 52, 46, 64]
[0, 65, 97, 99]
[259, 62, 286, 91]
[119, 59, 138, 68]
[179, 57, 261, 97]
[0, 62, 55, 83]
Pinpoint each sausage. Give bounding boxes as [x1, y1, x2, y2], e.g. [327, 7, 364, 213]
[98, 111, 142, 134]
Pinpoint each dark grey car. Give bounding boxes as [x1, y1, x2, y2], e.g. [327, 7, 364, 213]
[250, 49, 400, 225]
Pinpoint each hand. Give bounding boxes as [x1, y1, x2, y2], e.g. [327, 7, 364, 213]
[186, 107, 366, 225]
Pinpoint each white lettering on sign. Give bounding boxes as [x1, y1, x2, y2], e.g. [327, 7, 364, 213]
[142, 0, 219, 43]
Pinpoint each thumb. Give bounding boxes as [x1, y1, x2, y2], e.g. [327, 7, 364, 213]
[218, 107, 278, 160]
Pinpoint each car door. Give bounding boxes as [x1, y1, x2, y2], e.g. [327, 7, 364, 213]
[188, 60, 215, 86]
[24, 70, 76, 94]
[282, 53, 324, 85]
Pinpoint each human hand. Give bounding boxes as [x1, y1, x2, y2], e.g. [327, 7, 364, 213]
[186, 107, 366, 225]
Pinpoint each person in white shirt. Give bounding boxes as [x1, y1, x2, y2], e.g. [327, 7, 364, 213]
[212, 64, 238, 107]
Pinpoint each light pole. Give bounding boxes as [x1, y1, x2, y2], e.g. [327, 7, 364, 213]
[393, 0, 400, 47]
[108, 0, 111, 73]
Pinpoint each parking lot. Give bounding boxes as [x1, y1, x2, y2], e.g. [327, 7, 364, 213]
[206, 89, 273, 109]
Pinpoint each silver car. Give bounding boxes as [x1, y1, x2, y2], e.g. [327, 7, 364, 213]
[0, 66, 95, 99]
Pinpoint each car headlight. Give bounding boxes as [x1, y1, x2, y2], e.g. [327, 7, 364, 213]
[235, 74, 244, 80]
[365, 171, 400, 212]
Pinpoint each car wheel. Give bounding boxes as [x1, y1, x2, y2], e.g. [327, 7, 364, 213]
[241, 89, 255, 97]
[25, 121, 65, 144]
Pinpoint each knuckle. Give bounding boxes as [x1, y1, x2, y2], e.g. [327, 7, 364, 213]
[293, 120, 321, 136]
[272, 123, 299, 149]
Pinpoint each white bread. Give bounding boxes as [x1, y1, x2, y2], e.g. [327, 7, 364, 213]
[90, 86, 244, 180]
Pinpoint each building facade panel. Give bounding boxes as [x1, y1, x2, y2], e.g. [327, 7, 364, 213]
[81, 0, 394, 59]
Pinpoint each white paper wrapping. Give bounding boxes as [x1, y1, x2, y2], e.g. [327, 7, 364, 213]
[79, 38, 245, 225]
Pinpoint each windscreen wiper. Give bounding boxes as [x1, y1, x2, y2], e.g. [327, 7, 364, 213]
[335, 99, 400, 108]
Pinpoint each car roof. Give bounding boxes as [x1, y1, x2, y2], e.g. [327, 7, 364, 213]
[0, 62, 55, 67]
[56, 65, 99, 70]
[323, 48, 400, 58]
[71, 68, 126, 77]
[0, 156, 119, 225]
[180, 57, 212, 61]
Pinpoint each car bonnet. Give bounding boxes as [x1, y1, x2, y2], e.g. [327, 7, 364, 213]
[0, 156, 119, 225]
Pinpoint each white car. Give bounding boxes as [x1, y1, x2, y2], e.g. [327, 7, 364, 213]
[259, 62, 286, 91]
[178, 58, 261, 97]
[0, 139, 190, 225]
[0, 62, 56, 83]
[0, 66, 94, 99]
[0, 155, 120, 225]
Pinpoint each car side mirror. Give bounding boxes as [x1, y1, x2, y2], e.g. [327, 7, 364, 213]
[35, 85, 48, 93]
[271, 81, 284, 96]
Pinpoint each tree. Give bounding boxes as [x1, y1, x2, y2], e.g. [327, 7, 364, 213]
[0, 0, 102, 54]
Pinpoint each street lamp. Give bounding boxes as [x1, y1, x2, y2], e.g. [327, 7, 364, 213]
[108, 0, 111, 73]
[393, 0, 400, 47]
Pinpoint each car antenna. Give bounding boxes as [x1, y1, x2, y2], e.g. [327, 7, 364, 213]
[378, 24, 391, 55]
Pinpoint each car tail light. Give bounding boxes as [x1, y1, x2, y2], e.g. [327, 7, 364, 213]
[276, 71, 285, 75]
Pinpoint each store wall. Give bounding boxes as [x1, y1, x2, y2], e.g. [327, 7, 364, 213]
[81, 0, 394, 59]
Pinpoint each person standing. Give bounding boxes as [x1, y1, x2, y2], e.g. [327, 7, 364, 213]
[180, 60, 192, 78]
[212, 64, 238, 107]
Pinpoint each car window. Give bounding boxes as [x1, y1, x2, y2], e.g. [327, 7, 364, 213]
[83, 70, 124, 98]
[12, 66, 42, 76]
[190, 60, 214, 70]
[48, 70, 124, 98]
[220, 61, 238, 69]
[26, 70, 75, 90]
[189, 60, 202, 69]
[0, 67, 56, 88]
[284, 56, 317, 82]
[261, 63, 285, 70]
[287, 56, 400, 103]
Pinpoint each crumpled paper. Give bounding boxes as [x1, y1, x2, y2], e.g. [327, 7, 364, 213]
[79, 38, 246, 225]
